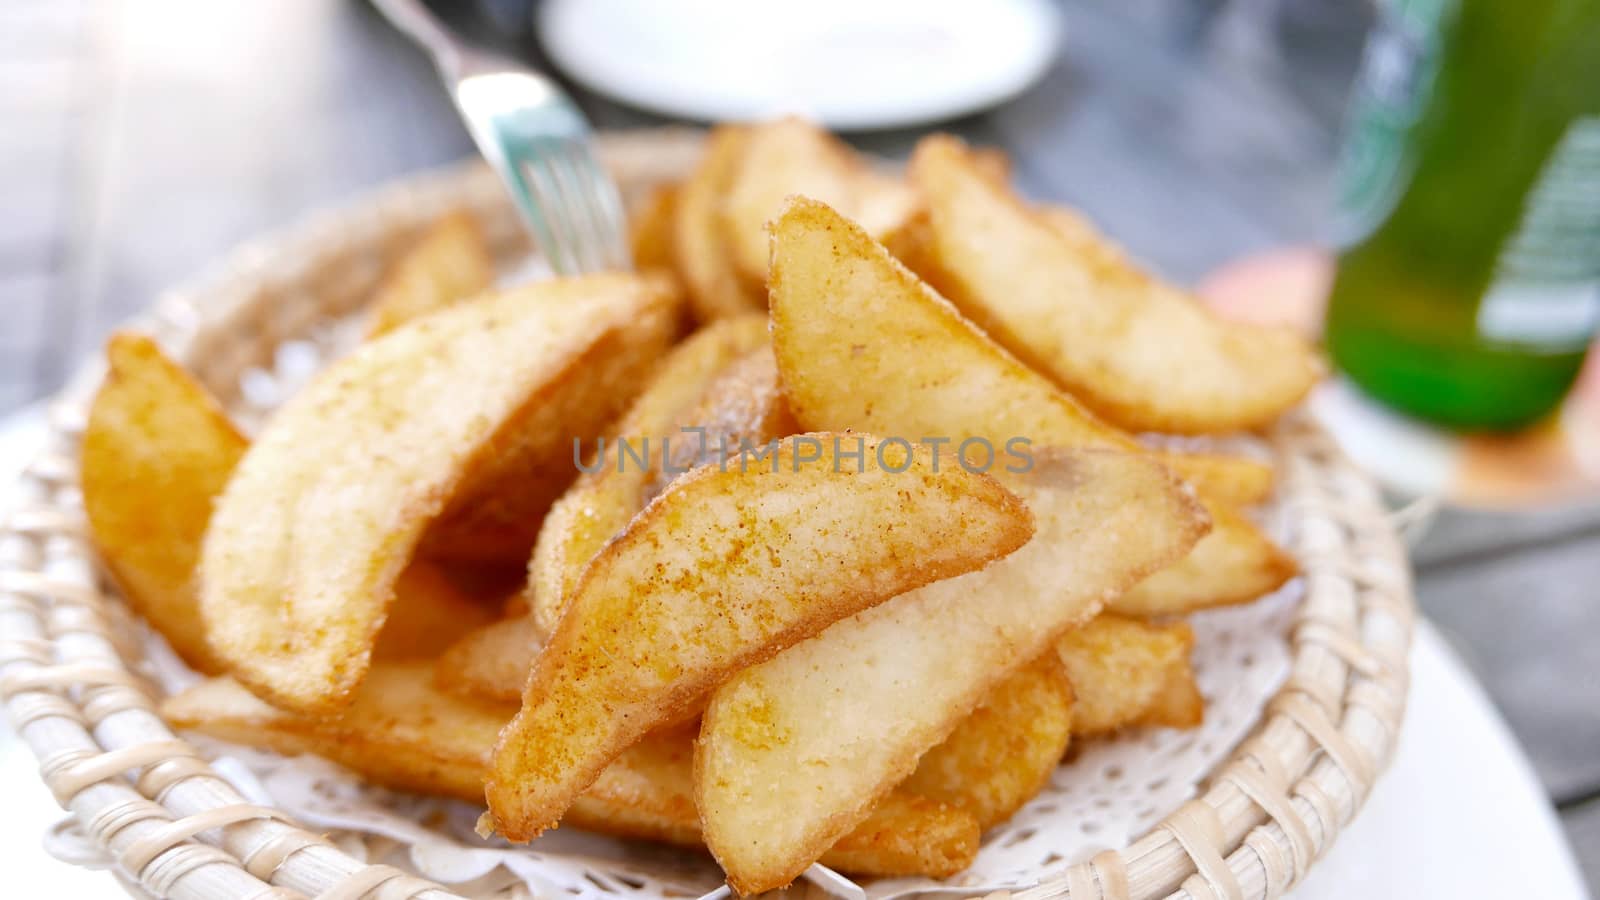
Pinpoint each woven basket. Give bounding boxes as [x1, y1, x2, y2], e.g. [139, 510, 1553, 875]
[0, 129, 1414, 900]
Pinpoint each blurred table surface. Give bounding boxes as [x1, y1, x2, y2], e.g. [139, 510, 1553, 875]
[1, 0, 1597, 891]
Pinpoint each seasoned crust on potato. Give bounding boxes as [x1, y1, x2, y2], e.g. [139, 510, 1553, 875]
[200, 275, 680, 715]
[486, 433, 1035, 842]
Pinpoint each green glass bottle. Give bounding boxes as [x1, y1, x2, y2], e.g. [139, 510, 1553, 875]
[1324, 0, 1600, 431]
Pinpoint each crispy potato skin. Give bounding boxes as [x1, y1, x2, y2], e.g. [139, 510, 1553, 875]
[200, 275, 680, 716]
[164, 672, 974, 879]
[720, 117, 916, 292]
[903, 652, 1075, 830]
[81, 333, 247, 674]
[770, 196, 1294, 618]
[696, 449, 1207, 895]
[1056, 614, 1202, 735]
[906, 136, 1320, 434]
[486, 433, 1034, 842]
[365, 211, 495, 338]
[419, 283, 684, 563]
[529, 314, 771, 638]
[673, 126, 764, 320]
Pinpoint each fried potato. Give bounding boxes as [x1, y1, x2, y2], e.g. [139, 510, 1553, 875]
[674, 126, 764, 320]
[643, 346, 799, 503]
[434, 615, 543, 704]
[1055, 614, 1200, 736]
[905, 136, 1320, 434]
[486, 433, 1035, 842]
[81, 333, 247, 673]
[165, 661, 504, 801]
[807, 794, 978, 880]
[768, 197, 1294, 617]
[165, 669, 974, 878]
[1107, 501, 1296, 616]
[1139, 661, 1206, 729]
[529, 314, 770, 636]
[1159, 450, 1275, 508]
[420, 280, 683, 564]
[902, 652, 1074, 830]
[578, 725, 978, 879]
[696, 449, 1206, 894]
[630, 183, 681, 273]
[371, 562, 498, 661]
[200, 275, 680, 715]
[720, 117, 916, 290]
[365, 211, 495, 338]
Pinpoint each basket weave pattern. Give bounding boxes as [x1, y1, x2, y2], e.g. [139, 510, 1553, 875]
[0, 131, 1413, 900]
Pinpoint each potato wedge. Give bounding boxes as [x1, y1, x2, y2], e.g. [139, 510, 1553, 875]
[420, 279, 683, 564]
[696, 449, 1206, 894]
[486, 433, 1035, 841]
[1158, 450, 1275, 508]
[1055, 614, 1201, 735]
[434, 615, 543, 704]
[630, 183, 681, 273]
[200, 275, 680, 715]
[1139, 662, 1206, 729]
[165, 668, 974, 878]
[721, 118, 916, 290]
[577, 725, 978, 878]
[643, 346, 798, 503]
[674, 126, 764, 320]
[81, 333, 247, 673]
[768, 197, 1294, 617]
[371, 562, 498, 661]
[906, 136, 1319, 434]
[529, 314, 771, 636]
[365, 211, 495, 338]
[1108, 501, 1296, 616]
[902, 652, 1074, 830]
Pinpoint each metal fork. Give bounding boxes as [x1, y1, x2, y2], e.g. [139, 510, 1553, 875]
[371, 0, 630, 274]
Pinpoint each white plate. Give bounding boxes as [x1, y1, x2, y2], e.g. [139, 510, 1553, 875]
[537, 0, 1062, 130]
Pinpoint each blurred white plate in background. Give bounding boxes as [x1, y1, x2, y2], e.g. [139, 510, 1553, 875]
[537, 0, 1062, 129]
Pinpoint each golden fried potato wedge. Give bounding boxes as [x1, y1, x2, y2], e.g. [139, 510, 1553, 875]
[81, 333, 246, 673]
[674, 126, 764, 320]
[721, 118, 916, 290]
[696, 449, 1206, 894]
[434, 615, 543, 704]
[365, 211, 495, 338]
[1108, 501, 1296, 616]
[630, 183, 681, 273]
[1161, 451, 1275, 508]
[200, 275, 680, 715]
[807, 794, 978, 881]
[164, 662, 506, 802]
[420, 280, 682, 564]
[529, 314, 770, 636]
[372, 562, 499, 661]
[906, 136, 1319, 434]
[577, 725, 978, 879]
[486, 433, 1034, 842]
[768, 197, 1294, 617]
[166, 670, 973, 878]
[643, 346, 798, 502]
[1139, 662, 1205, 729]
[902, 652, 1074, 830]
[1055, 614, 1200, 735]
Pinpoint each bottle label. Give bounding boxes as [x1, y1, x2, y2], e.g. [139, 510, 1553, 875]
[1477, 119, 1600, 349]
[1332, 0, 1454, 245]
